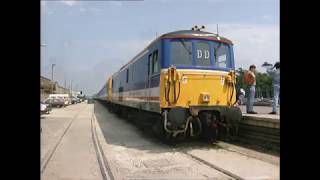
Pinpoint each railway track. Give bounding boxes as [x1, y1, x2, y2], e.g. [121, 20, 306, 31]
[166, 116, 279, 179]
[92, 114, 247, 180]
[40, 106, 87, 174]
[175, 141, 279, 179]
[91, 112, 115, 180]
[181, 151, 245, 180]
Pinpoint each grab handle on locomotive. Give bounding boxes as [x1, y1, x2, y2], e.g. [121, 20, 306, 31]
[165, 66, 181, 105]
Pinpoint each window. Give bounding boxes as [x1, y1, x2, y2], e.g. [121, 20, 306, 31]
[131, 65, 134, 81]
[126, 68, 129, 83]
[152, 50, 159, 74]
[148, 54, 152, 75]
[170, 40, 192, 66]
[195, 42, 211, 66]
[215, 44, 230, 68]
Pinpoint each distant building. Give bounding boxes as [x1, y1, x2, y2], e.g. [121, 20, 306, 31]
[40, 76, 70, 101]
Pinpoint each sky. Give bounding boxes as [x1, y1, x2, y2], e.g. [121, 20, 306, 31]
[41, 0, 279, 96]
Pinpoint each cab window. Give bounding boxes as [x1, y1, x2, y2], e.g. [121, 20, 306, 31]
[170, 40, 192, 66]
[152, 50, 159, 74]
[215, 44, 230, 68]
[195, 42, 211, 66]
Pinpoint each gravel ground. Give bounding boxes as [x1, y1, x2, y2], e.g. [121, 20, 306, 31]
[93, 102, 280, 180]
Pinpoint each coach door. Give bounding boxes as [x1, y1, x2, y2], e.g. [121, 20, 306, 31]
[147, 50, 159, 111]
[146, 53, 153, 110]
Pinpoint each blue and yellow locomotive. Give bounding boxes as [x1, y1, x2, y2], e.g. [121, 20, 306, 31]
[96, 28, 242, 142]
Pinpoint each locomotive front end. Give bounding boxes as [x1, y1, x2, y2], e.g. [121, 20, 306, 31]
[158, 30, 242, 142]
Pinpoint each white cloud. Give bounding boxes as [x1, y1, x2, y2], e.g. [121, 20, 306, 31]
[206, 23, 279, 72]
[60, 0, 78, 6]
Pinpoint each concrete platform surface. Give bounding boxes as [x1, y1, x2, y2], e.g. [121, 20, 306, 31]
[238, 105, 280, 117]
[41, 103, 103, 180]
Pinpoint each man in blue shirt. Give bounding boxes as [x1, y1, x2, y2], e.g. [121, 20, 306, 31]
[267, 62, 280, 114]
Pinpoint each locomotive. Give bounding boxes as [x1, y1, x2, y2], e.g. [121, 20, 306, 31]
[96, 27, 242, 142]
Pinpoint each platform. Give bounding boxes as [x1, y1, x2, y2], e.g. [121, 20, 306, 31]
[241, 114, 279, 129]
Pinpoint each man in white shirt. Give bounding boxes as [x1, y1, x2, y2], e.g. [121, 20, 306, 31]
[267, 62, 280, 114]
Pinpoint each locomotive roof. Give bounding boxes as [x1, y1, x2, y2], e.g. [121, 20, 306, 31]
[116, 29, 233, 74]
[160, 30, 233, 44]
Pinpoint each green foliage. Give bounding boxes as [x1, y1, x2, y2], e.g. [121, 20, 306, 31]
[236, 68, 273, 98]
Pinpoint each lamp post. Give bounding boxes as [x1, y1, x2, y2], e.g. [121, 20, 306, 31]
[51, 64, 56, 94]
[70, 80, 73, 97]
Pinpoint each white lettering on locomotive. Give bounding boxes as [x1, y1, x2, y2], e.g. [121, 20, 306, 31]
[197, 50, 202, 59]
[197, 50, 210, 60]
[204, 50, 210, 59]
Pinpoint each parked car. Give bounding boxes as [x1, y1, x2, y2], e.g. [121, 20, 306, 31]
[71, 97, 78, 104]
[41, 102, 51, 114]
[76, 98, 81, 103]
[44, 98, 65, 108]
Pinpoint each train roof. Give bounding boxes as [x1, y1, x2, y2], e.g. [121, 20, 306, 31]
[160, 30, 233, 44]
[116, 29, 233, 74]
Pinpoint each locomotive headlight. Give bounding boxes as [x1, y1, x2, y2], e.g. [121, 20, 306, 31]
[200, 92, 210, 103]
[181, 76, 188, 84]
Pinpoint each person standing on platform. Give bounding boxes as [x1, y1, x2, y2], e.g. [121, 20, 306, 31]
[244, 65, 258, 114]
[267, 62, 280, 114]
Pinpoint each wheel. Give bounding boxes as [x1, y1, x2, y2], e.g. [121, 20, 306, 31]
[152, 118, 176, 145]
[152, 119, 164, 139]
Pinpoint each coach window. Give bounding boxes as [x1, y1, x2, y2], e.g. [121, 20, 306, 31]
[131, 65, 134, 82]
[148, 54, 152, 75]
[126, 68, 129, 83]
[152, 50, 159, 74]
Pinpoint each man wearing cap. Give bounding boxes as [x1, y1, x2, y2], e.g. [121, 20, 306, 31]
[267, 62, 280, 114]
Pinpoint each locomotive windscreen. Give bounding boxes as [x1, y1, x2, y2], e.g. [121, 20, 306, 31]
[169, 39, 232, 69]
